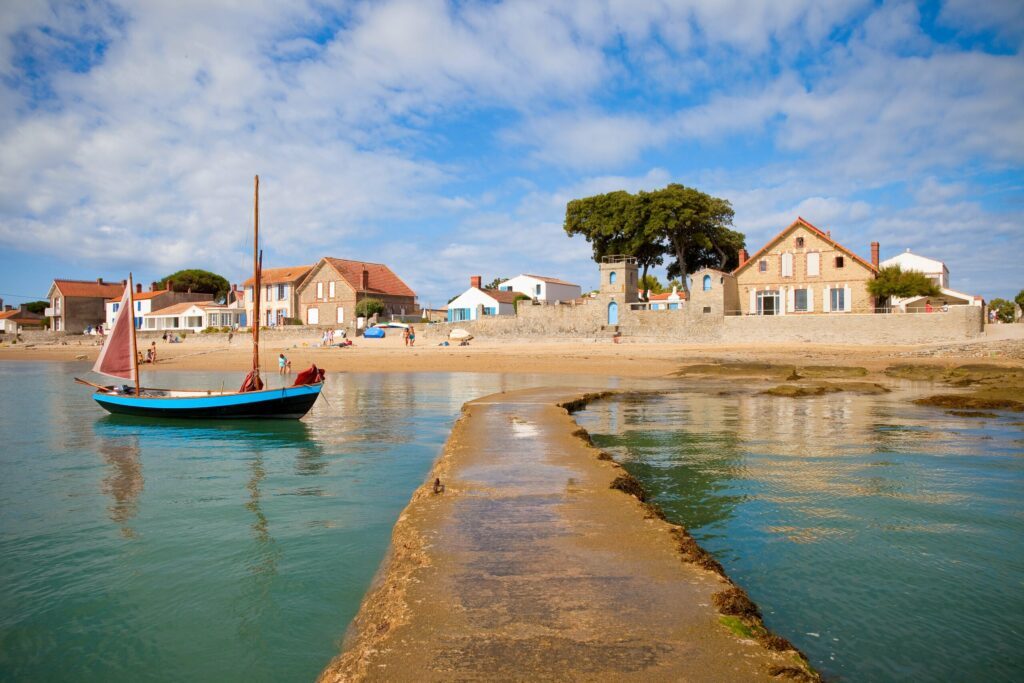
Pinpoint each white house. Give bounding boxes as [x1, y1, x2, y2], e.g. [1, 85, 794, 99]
[447, 276, 520, 322]
[879, 249, 981, 310]
[105, 284, 214, 330]
[647, 287, 685, 310]
[144, 301, 246, 333]
[879, 249, 949, 288]
[497, 274, 582, 303]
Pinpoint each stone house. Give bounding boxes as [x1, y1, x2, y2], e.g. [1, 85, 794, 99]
[243, 265, 313, 327]
[46, 278, 127, 333]
[732, 217, 879, 315]
[497, 274, 582, 303]
[448, 276, 520, 322]
[688, 269, 738, 317]
[297, 257, 417, 326]
[105, 282, 214, 330]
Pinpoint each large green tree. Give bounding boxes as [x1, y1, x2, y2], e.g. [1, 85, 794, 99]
[564, 184, 743, 295]
[989, 298, 1016, 323]
[158, 269, 230, 302]
[1015, 289, 1024, 311]
[867, 266, 941, 305]
[22, 300, 48, 315]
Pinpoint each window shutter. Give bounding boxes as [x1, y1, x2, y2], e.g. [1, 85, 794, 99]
[844, 285, 852, 312]
[807, 288, 814, 312]
[823, 287, 831, 312]
[782, 253, 793, 277]
[787, 287, 795, 312]
[749, 289, 756, 314]
[807, 252, 820, 277]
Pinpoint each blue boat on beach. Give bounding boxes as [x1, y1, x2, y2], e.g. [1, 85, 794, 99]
[79, 175, 324, 420]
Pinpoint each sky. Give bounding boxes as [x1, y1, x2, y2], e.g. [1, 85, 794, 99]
[0, 0, 1021, 309]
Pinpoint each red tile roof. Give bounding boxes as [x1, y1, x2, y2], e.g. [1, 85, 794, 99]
[52, 279, 125, 298]
[733, 217, 878, 276]
[480, 288, 521, 304]
[242, 265, 313, 287]
[324, 258, 416, 298]
[0, 309, 45, 323]
[106, 289, 170, 302]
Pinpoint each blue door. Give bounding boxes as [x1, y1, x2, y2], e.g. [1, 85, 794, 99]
[607, 301, 618, 325]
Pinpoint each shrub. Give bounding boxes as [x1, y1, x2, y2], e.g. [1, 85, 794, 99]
[355, 298, 386, 318]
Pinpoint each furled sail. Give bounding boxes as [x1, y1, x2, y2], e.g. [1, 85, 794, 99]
[93, 283, 136, 380]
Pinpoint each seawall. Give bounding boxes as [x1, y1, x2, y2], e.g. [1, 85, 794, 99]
[319, 387, 815, 681]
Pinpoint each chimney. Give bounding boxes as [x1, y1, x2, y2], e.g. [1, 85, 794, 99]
[136, 283, 143, 294]
[738, 249, 749, 266]
[4, 304, 11, 311]
[20, 303, 30, 313]
[151, 282, 158, 291]
[470, 275, 482, 289]
[361, 267, 369, 291]
[871, 241, 880, 268]
[97, 277, 104, 284]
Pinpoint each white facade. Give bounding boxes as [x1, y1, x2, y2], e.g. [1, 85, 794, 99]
[879, 250, 949, 288]
[497, 274, 581, 303]
[145, 304, 208, 333]
[447, 288, 516, 322]
[105, 297, 155, 330]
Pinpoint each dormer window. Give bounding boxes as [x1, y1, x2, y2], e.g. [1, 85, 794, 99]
[835, 256, 845, 268]
[796, 236, 804, 248]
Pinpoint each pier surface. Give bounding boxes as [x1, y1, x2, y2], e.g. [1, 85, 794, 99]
[320, 388, 790, 681]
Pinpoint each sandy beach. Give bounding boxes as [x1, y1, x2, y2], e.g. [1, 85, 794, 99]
[2, 332, 1023, 380]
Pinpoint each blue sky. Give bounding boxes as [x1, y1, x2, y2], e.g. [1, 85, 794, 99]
[0, 0, 1021, 309]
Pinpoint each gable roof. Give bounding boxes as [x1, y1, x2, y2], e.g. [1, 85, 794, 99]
[0, 309, 45, 322]
[242, 265, 313, 287]
[52, 279, 126, 298]
[147, 301, 210, 317]
[733, 217, 878, 276]
[517, 274, 580, 287]
[480, 288, 521, 304]
[323, 258, 416, 298]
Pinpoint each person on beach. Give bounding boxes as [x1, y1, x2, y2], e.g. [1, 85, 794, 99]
[402, 327, 410, 347]
[150, 342, 157, 363]
[227, 331, 233, 344]
[279, 353, 288, 375]
[408, 325, 415, 347]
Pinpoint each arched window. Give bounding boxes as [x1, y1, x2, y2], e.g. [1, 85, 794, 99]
[609, 271, 617, 284]
[702, 275, 712, 291]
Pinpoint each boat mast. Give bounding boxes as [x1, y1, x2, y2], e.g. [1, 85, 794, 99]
[129, 272, 140, 395]
[252, 175, 261, 381]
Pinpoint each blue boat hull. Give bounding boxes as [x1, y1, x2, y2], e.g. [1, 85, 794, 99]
[92, 383, 323, 420]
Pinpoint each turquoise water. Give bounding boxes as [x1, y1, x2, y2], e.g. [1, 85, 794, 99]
[575, 387, 1024, 681]
[0, 363, 577, 682]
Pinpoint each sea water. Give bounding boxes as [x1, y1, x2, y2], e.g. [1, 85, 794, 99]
[575, 386, 1024, 681]
[0, 362, 592, 682]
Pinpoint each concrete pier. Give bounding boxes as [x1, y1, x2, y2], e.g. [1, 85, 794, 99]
[320, 387, 808, 681]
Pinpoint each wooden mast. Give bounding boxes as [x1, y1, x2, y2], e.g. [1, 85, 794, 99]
[252, 175, 261, 381]
[128, 272, 140, 395]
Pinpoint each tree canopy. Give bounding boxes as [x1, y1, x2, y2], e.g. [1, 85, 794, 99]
[564, 183, 743, 294]
[1015, 289, 1024, 310]
[22, 300, 48, 315]
[158, 269, 230, 302]
[485, 276, 506, 290]
[639, 274, 664, 294]
[355, 298, 386, 319]
[866, 265, 941, 302]
[989, 298, 1016, 323]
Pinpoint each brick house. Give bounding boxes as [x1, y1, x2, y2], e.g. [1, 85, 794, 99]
[732, 217, 879, 315]
[46, 278, 127, 332]
[243, 265, 313, 327]
[297, 257, 417, 326]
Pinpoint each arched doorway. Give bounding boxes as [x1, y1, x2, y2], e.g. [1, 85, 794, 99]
[607, 301, 619, 325]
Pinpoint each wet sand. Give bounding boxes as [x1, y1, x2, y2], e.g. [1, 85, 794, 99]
[319, 387, 810, 682]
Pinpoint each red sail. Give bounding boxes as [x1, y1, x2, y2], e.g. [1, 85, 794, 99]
[92, 285, 135, 380]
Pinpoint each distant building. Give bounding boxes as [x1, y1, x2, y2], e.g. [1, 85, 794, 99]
[243, 265, 313, 327]
[297, 257, 418, 326]
[879, 249, 981, 311]
[448, 276, 521, 321]
[647, 287, 685, 310]
[497, 274, 582, 303]
[105, 282, 213, 330]
[732, 217, 879, 314]
[0, 304, 45, 333]
[144, 301, 245, 333]
[46, 278, 126, 333]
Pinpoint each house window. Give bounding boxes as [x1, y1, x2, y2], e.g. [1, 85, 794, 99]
[277, 310, 286, 325]
[500, 285, 511, 291]
[758, 259, 768, 273]
[796, 236, 805, 248]
[483, 307, 497, 316]
[329, 281, 335, 298]
[316, 282, 323, 300]
[450, 308, 471, 322]
[136, 301, 142, 311]
[266, 285, 272, 301]
[807, 252, 820, 277]
[112, 303, 119, 313]
[830, 287, 845, 312]
[609, 271, 617, 284]
[535, 284, 541, 296]
[757, 290, 780, 315]
[794, 288, 808, 312]
[278, 284, 286, 300]
[703, 306, 712, 313]
[135, 317, 142, 329]
[703, 275, 712, 291]
[835, 256, 845, 269]
[781, 253, 793, 277]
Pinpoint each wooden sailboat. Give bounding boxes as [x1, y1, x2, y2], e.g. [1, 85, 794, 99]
[77, 176, 324, 419]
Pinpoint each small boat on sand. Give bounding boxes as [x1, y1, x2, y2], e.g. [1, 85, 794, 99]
[78, 176, 324, 420]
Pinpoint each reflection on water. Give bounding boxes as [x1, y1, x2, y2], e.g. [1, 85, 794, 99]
[576, 387, 1024, 681]
[0, 363, 613, 683]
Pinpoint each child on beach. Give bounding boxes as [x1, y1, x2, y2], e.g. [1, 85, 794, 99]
[402, 327, 410, 347]
[408, 325, 415, 347]
[279, 353, 289, 375]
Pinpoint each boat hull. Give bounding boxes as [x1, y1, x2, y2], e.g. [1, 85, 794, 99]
[92, 383, 323, 420]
